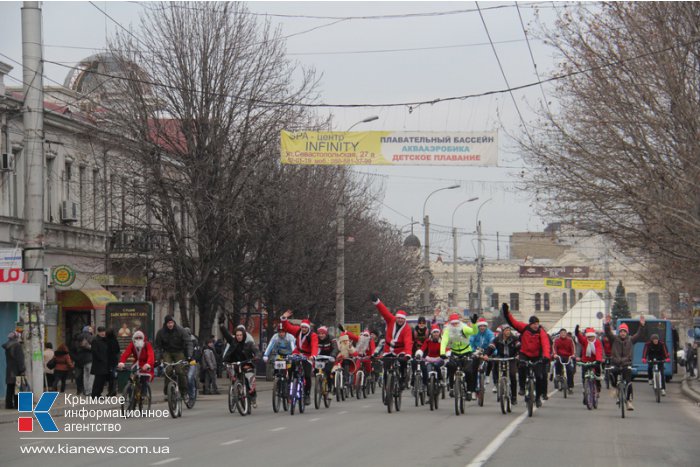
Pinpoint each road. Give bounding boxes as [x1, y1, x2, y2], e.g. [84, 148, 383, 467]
[2, 378, 699, 467]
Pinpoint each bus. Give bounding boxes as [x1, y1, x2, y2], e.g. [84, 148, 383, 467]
[617, 317, 676, 381]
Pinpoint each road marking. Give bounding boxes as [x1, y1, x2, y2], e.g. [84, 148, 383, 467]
[465, 389, 556, 467]
[309, 417, 321, 422]
[220, 439, 242, 445]
[362, 405, 371, 408]
[269, 427, 286, 432]
[338, 410, 348, 414]
[151, 459, 181, 466]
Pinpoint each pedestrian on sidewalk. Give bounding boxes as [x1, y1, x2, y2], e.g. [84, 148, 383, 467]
[44, 342, 55, 391]
[90, 327, 110, 397]
[3, 331, 25, 409]
[53, 343, 74, 393]
[202, 338, 219, 394]
[73, 326, 94, 395]
[105, 329, 121, 396]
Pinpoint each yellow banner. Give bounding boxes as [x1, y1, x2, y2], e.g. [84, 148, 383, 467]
[570, 280, 607, 290]
[544, 278, 565, 288]
[345, 323, 361, 336]
[280, 130, 499, 166]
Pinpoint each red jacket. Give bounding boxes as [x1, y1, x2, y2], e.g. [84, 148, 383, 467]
[346, 331, 376, 357]
[420, 338, 442, 358]
[553, 337, 575, 358]
[375, 300, 413, 355]
[602, 337, 612, 357]
[281, 318, 319, 357]
[503, 309, 551, 359]
[119, 341, 155, 378]
[575, 330, 603, 363]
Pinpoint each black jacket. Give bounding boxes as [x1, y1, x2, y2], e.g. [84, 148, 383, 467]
[72, 331, 93, 366]
[317, 336, 337, 357]
[220, 326, 259, 363]
[106, 331, 121, 367]
[154, 324, 192, 360]
[643, 341, 669, 361]
[486, 334, 520, 358]
[90, 335, 110, 376]
[3, 337, 25, 384]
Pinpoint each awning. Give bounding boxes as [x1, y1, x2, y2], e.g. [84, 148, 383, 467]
[58, 289, 117, 311]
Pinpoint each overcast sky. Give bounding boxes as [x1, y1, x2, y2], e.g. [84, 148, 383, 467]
[0, 1, 566, 261]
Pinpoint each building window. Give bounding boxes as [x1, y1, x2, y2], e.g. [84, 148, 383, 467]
[578, 292, 583, 301]
[64, 160, 72, 200]
[491, 293, 499, 310]
[92, 168, 100, 230]
[627, 292, 637, 313]
[648, 293, 660, 316]
[570, 289, 576, 308]
[562, 293, 568, 312]
[534, 293, 541, 312]
[544, 293, 550, 311]
[510, 293, 519, 312]
[79, 166, 85, 227]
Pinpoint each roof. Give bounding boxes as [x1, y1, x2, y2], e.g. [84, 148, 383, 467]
[550, 290, 607, 332]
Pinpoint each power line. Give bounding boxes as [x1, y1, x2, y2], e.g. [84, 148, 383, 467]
[287, 38, 529, 56]
[515, 2, 553, 115]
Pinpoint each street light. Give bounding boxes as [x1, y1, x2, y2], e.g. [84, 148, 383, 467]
[475, 198, 492, 315]
[450, 197, 479, 308]
[336, 116, 380, 326]
[422, 184, 460, 313]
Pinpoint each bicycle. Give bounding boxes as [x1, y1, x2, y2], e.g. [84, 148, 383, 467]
[490, 357, 516, 415]
[603, 357, 612, 389]
[288, 354, 308, 416]
[355, 356, 372, 400]
[271, 356, 290, 413]
[554, 356, 572, 398]
[520, 359, 542, 418]
[577, 361, 600, 410]
[451, 354, 471, 416]
[411, 356, 426, 407]
[120, 364, 152, 417]
[473, 349, 487, 407]
[648, 359, 665, 403]
[161, 360, 190, 418]
[226, 360, 254, 416]
[382, 353, 404, 413]
[426, 358, 444, 411]
[440, 363, 448, 399]
[613, 365, 633, 418]
[314, 355, 334, 409]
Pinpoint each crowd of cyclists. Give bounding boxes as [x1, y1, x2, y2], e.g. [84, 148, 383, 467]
[116, 292, 671, 416]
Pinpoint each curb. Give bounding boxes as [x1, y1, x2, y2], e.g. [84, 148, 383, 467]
[680, 378, 700, 404]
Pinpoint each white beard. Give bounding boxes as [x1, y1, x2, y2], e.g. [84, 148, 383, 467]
[448, 325, 464, 341]
[338, 339, 356, 358]
[356, 335, 370, 355]
[134, 341, 144, 350]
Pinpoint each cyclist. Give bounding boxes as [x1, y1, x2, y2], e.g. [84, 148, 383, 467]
[604, 314, 646, 411]
[263, 323, 296, 362]
[333, 331, 357, 376]
[154, 315, 194, 400]
[413, 316, 429, 355]
[344, 327, 376, 379]
[280, 310, 319, 405]
[220, 322, 260, 407]
[483, 323, 519, 405]
[502, 303, 551, 408]
[470, 317, 495, 392]
[371, 292, 413, 388]
[415, 324, 443, 386]
[574, 326, 603, 404]
[553, 328, 576, 394]
[117, 330, 154, 396]
[441, 313, 478, 399]
[642, 333, 670, 396]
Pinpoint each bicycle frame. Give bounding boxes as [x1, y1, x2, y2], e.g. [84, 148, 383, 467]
[490, 357, 516, 414]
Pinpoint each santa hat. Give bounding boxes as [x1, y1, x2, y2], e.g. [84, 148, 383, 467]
[585, 327, 596, 337]
[618, 323, 629, 333]
[338, 332, 350, 342]
[430, 324, 441, 333]
[132, 330, 145, 341]
[395, 310, 407, 319]
[477, 318, 488, 327]
[317, 326, 328, 333]
[449, 313, 461, 324]
[300, 319, 311, 329]
[361, 329, 370, 336]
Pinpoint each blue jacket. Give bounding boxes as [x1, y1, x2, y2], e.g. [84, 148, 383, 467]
[470, 329, 495, 351]
[264, 333, 296, 359]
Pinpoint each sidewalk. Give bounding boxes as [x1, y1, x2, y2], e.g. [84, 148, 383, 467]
[0, 375, 274, 424]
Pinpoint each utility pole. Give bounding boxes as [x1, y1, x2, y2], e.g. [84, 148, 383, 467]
[476, 220, 483, 315]
[604, 245, 611, 314]
[422, 214, 431, 313]
[452, 227, 458, 308]
[335, 196, 345, 325]
[22, 1, 46, 397]
[496, 232, 500, 260]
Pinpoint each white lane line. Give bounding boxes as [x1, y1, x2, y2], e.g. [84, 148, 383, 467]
[269, 427, 286, 432]
[220, 439, 242, 446]
[362, 405, 371, 408]
[309, 418, 321, 422]
[338, 410, 348, 414]
[465, 389, 556, 467]
[151, 459, 181, 466]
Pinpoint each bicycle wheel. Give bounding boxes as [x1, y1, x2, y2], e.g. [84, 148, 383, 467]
[505, 381, 512, 413]
[323, 377, 331, 408]
[290, 379, 298, 416]
[167, 383, 179, 418]
[385, 372, 393, 413]
[619, 382, 626, 419]
[654, 370, 661, 403]
[499, 378, 507, 415]
[272, 378, 281, 413]
[235, 382, 247, 416]
[428, 376, 435, 411]
[454, 375, 462, 416]
[370, 374, 376, 394]
[356, 371, 363, 400]
[314, 374, 322, 409]
[121, 382, 134, 417]
[477, 373, 485, 407]
[393, 373, 402, 412]
[592, 379, 598, 409]
[282, 379, 289, 412]
[414, 373, 420, 407]
[335, 371, 343, 402]
[585, 378, 593, 410]
[562, 375, 568, 398]
[419, 379, 425, 406]
[527, 379, 534, 418]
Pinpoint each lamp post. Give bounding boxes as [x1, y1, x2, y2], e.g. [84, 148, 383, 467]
[451, 197, 479, 308]
[422, 185, 460, 313]
[475, 198, 492, 315]
[336, 116, 379, 325]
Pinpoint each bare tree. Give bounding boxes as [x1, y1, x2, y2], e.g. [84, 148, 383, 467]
[521, 2, 700, 310]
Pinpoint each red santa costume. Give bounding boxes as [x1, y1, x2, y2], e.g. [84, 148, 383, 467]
[348, 329, 376, 374]
[374, 299, 413, 355]
[281, 318, 319, 358]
